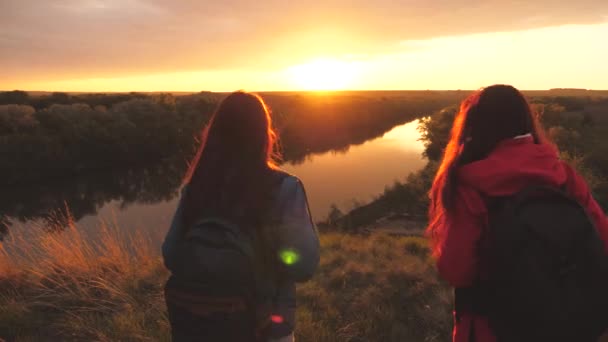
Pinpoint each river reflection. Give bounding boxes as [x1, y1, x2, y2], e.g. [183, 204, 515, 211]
[282, 120, 425, 219]
[1, 120, 425, 237]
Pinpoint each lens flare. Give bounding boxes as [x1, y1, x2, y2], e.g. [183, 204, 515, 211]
[279, 249, 300, 266]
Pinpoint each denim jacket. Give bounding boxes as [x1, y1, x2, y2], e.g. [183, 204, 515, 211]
[162, 172, 320, 338]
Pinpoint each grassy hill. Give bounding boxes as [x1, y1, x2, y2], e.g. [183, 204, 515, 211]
[0, 220, 451, 342]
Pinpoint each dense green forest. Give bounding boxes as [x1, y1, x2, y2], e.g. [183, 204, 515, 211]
[0, 90, 462, 186]
[329, 94, 608, 229]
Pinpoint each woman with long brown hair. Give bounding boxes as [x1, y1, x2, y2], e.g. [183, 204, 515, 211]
[162, 91, 319, 342]
[428, 85, 608, 341]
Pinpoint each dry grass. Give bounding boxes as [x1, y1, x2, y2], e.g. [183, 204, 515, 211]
[0, 215, 170, 342]
[295, 233, 452, 342]
[0, 219, 451, 342]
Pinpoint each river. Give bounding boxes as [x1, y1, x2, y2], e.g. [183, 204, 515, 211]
[4, 120, 425, 237]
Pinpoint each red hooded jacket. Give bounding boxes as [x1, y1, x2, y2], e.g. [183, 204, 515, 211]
[435, 136, 608, 342]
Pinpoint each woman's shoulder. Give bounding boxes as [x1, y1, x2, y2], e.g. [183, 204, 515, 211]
[271, 168, 303, 186]
[270, 169, 310, 208]
[454, 183, 488, 217]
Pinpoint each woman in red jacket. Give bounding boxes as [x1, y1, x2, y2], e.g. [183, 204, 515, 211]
[427, 84, 608, 342]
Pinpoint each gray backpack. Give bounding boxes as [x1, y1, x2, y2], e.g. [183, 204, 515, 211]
[164, 175, 290, 341]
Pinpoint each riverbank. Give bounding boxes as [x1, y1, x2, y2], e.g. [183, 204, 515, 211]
[0, 221, 451, 341]
[318, 161, 436, 234]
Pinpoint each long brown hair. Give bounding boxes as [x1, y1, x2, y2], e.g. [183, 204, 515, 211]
[427, 85, 548, 255]
[180, 91, 281, 233]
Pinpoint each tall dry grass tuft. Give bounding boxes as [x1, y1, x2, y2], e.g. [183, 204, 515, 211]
[0, 208, 170, 341]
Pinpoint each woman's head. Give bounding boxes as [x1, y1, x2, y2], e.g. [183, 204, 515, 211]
[181, 91, 280, 230]
[188, 91, 278, 177]
[427, 85, 547, 251]
[453, 84, 543, 162]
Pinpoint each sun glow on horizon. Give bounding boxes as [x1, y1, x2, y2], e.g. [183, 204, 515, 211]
[4, 22, 608, 92]
[286, 59, 359, 91]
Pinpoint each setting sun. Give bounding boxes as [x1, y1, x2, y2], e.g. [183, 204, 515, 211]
[286, 59, 358, 91]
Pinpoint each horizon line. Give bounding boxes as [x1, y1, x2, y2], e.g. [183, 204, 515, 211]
[3, 88, 608, 94]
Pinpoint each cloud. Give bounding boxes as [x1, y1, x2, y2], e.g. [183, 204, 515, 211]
[1, 0, 608, 82]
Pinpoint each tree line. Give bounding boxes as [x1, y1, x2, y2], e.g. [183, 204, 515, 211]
[0, 91, 462, 186]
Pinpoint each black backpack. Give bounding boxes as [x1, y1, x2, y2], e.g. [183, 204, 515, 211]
[165, 176, 287, 342]
[456, 185, 608, 342]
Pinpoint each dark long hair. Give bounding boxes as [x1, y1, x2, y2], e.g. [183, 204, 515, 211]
[180, 91, 281, 233]
[427, 85, 548, 254]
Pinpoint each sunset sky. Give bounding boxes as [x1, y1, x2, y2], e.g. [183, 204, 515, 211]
[2, 0, 608, 91]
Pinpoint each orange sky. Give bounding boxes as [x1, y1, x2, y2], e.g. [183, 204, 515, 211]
[2, 1, 608, 91]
